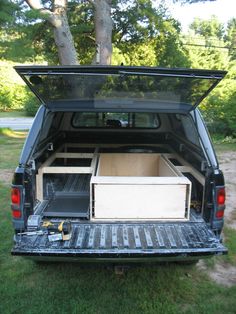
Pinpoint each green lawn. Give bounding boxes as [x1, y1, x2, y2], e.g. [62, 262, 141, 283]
[0, 110, 27, 118]
[214, 142, 236, 152]
[1, 132, 236, 314]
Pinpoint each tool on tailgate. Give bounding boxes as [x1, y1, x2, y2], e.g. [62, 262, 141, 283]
[27, 215, 41, 231]
[17, 230, 46, 236]
[42, 220, 72, 241]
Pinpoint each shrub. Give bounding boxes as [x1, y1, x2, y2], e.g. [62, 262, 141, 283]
[0, 63, 27, 111]
[24, 95, 40, 116]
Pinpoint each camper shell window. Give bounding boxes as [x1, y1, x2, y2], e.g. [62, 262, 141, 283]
[72, 112, 160, 129]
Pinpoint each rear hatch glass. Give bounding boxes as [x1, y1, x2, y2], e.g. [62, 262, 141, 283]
[15, 66, 226, 113]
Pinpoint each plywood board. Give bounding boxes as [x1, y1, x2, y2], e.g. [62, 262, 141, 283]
[93, 184, 188, 219]
[41, 166, 93, 174]
[164, 153, 205, 185]
[158, 156, 179, 177]
[91, 175, 190, 185]
[98, 153, 160, 177]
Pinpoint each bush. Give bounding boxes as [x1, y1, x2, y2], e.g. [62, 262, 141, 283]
[206, 120, 231, 136]
[24, 95, 40, 116]
[0, 63, 27, 111]
[0, 61, 41, 115]
[201, 72, 236, 138]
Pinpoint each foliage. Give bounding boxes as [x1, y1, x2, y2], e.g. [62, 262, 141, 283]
[0, 63, 27, 111]
[186, 18, 229, 69]
[185, 17, 236, 137]
[225, 18, 236, 60]
[24, 93, 40, 116]
[0, 0, 190, 67]
[112, 1, 190, 67]
[190, 15, 224, 39]
[213, 135, 236, 145]
[0, 0, 21, 27]
[0, 61, 39, 115]
[200, 62, 236, 137]
[155, 19, 190, 67]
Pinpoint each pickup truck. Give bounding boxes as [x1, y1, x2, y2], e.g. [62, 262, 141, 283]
[11, 65, 227, 263]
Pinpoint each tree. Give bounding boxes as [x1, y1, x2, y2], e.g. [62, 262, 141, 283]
[22, 0, 218, 65]
[185, 17, 228, 70]
[111, 0, 189, 67]
[0, 0, 20, 26]
[93, 0, 112, 64]
[25, 0, 78, 65]
[190, 16, 224, 40]
[1, 0, 221, 67]
[23, 0, 113, 65]
[225, 18, 236, 60]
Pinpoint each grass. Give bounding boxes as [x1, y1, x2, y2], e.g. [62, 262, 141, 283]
[214, 143, 236, 152]
[213, 135, 236, 152]
[223, 227, 236, 266]
[0, 129, 27, 169]
[0, 110, 27, 118]
[0, 133, 236, 314]
[206, 227, 236, 268]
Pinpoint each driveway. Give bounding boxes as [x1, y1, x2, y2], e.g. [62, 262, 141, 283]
[0, 117, 34, 130]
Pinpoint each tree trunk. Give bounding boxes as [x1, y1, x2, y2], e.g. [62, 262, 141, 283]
[25, 0, 78, 65]
[52, 0, 78, 65]
[94, 0, 113, 65]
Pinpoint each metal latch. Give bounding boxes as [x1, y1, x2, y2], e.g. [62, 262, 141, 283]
[47, 143, 54, 151]
[201, 161, 208, 171]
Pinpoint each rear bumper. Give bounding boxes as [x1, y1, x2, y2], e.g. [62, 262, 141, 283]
[11, 220, 227, 262]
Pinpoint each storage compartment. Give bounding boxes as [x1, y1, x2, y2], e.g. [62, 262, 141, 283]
[42, 173, 91, 218]
[97, 153, 176, 177]
[91, 153, 191, 220]
[35, 145, 97, 218]
[35, 146, 196, 220]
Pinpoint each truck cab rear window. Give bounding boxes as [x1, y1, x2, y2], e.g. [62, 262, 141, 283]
[72, 112, 160, 129]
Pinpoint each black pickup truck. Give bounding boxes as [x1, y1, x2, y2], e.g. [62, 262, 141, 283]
[11, 66, 227, 263]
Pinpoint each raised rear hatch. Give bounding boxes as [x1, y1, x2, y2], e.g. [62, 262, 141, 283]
[14, 66, 226, 113]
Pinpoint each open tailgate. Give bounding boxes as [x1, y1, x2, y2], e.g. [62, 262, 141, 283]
[12, 217, 227, 261]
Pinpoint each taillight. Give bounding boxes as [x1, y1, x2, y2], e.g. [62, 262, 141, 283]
[11, 188, 21, 207]
[215, 209, 224, 219]
[11, 187, 22, 219]
[217, 188, 225, 206]
[12, 209, 21, 219]
[215, 187, 225, 219]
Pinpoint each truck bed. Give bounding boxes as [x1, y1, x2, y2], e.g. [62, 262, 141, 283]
[37, 144, 203, 220]
[12, 211, 227, 261]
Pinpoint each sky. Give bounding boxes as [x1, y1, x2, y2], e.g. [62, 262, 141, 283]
[165, 0, 236, 32]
